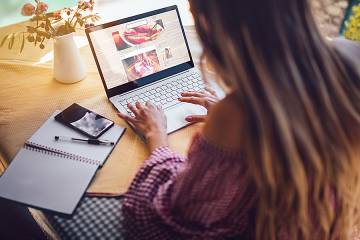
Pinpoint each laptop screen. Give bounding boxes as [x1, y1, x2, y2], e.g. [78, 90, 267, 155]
[87, 6, 193, 96]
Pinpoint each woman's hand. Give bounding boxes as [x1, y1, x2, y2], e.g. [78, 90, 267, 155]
[179, 86, 219, 123]
[117, 101, 168, 152]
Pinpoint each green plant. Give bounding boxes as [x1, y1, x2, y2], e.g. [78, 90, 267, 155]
[344, 4, 360, 41]
[0, 0, 100, 52]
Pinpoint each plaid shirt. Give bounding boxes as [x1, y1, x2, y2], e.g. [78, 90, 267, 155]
[123, 134, 255, 240]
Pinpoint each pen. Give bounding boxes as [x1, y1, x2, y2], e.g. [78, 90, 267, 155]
[54, 136, 115, 146]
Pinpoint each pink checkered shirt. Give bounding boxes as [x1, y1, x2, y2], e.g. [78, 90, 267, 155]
[123, 133, 256, 239]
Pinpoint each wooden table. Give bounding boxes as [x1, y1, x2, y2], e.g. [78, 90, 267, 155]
[0, 21, 204, 192]
[0, 19, 204, 239]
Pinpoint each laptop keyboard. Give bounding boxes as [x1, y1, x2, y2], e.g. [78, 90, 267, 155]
[118, 71, 204, 115]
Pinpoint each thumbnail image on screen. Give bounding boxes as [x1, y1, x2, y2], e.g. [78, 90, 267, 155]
[89, 9, 190, 89]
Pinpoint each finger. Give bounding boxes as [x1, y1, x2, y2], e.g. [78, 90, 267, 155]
[117, 112, 139, 124]
[135, 101, 144, 110]
[156, 104, 164, 112]
[145, 101, 155, 109]
[204, 86, 218, 97]
[178, 96, 205, 106]
[128, 103, 141, 117]
[135, 101, 147, 116]
[185, 115, 207, 123]
[180, 91, 205, 98]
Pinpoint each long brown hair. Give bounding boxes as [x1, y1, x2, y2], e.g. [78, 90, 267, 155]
[189, 0, 360, 239]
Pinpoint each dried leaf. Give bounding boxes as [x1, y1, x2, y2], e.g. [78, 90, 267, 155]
[37, 30, 47, 37]
[10, 34, 15, 48]
[27, 35, 35, 42]
[26, 26, 36, 33]
[20, 34, 25, 53]
[82, 15, 93, 20]
[34, 33, 38, 46]
[8, 34, 15, 49]
[45, 13, 53, 18]
[0, 34, 9, 48]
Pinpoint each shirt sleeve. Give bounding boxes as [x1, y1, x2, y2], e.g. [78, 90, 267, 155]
[333, 38, 360, 68]
[124, 145, 186, 199]
[122, 146, 187, 239]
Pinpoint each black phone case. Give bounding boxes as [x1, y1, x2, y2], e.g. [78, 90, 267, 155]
[54, 104, 114, 139]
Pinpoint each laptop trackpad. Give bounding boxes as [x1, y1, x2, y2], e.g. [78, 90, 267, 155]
[165, 103, 207, 134]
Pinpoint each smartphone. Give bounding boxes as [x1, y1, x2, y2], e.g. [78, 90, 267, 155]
[55, 103, 114, 139]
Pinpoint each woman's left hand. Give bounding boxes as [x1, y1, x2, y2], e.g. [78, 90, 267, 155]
[179, 86, 219, 123]
[117, 101, 168, 152]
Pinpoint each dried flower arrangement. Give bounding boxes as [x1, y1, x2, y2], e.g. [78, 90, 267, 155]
[0, 0, 100, 52]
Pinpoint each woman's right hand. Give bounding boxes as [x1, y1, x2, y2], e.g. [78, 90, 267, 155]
[179, 86, 219, 123]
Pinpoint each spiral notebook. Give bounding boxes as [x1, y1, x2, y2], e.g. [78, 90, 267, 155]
[0, 111, 126, 215]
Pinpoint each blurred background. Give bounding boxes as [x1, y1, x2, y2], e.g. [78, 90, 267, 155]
[0, 0, 348, 37]
[0, 0, 353, 37]
[0, 0, 194, 27]
[0, 0, 76, 27]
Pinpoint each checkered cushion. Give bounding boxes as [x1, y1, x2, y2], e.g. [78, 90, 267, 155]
[45, 196, 125, 240]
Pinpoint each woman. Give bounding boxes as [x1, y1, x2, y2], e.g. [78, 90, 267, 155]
[118, 0, 360, 239]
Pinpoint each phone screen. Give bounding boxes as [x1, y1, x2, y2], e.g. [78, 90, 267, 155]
[55, 104, 114, 138]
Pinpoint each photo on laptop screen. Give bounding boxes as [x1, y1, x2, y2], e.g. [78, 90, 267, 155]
[88, 9, 191, 90]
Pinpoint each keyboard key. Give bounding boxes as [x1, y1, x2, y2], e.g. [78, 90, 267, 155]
[118, 71, 203, 110]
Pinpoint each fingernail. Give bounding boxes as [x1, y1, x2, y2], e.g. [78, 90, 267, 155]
[185, 116, 192, 121]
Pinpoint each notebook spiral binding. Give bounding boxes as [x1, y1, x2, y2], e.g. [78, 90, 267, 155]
[24, 142, 101, 166]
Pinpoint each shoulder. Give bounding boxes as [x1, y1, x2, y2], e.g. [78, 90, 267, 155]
[203, 93, 244, 152]
[331, 38, 360, 67]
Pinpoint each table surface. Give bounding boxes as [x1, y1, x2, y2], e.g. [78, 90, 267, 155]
[0, 21, 204, 196]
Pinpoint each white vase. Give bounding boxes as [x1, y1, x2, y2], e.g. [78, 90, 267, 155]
[53, 33, 86, 84]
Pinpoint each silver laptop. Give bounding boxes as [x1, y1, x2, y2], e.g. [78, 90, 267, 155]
[86, 5, 206, 134]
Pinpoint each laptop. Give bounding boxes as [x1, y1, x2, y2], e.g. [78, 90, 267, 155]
[85, 5, 206, 134]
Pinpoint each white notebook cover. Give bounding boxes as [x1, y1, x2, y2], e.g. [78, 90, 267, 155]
[0, 147, 98, 214]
